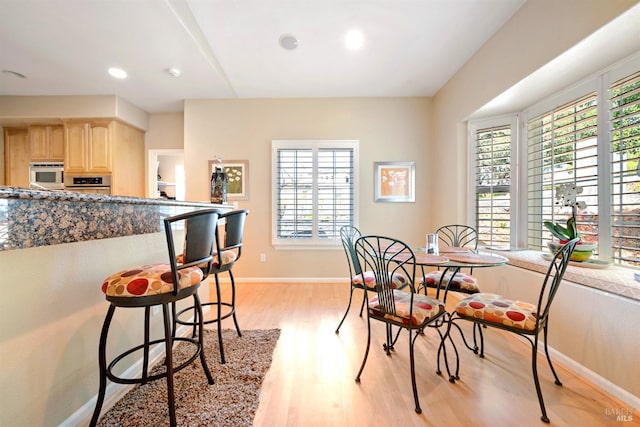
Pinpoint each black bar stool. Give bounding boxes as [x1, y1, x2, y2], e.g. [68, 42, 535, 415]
[175, 209, 248, 364]
[89, 208, 221, 427]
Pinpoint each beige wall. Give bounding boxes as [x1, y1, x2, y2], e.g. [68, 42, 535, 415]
[429, 0, 640, 227]
[183, 97, 432, 279]
[147, 112, 184, 150]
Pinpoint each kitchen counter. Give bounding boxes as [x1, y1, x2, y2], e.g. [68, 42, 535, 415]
[0, 186, 232, 251]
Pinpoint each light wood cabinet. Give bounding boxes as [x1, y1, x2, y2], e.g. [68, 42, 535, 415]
[63, 119, 145, 197]
[3, 128, 30, 188]
[64, 121, 112, 173]
[29, 125, 64, 161]
[111, 121, 145, 197]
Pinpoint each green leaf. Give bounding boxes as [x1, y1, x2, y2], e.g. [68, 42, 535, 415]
[567, 216, 580, 239]
[543, 221, 570, 240]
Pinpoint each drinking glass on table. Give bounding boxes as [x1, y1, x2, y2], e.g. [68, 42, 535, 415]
[426, 233, 439, 255]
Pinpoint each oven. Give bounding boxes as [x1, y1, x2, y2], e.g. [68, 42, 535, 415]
[64, 175, 112, 195]
[29, 162, 65, 190]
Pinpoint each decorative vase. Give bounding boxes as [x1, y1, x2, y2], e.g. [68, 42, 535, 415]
[547, 240, 596, 262]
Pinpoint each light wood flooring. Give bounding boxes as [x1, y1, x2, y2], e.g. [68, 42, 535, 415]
[206, 281, 638, 427]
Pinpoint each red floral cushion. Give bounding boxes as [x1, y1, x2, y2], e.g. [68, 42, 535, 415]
[368, 289, 445, 326]
[454, 293, 538, 331]
[101, 264, 204, 297]
[422, 270, 479, 293]
[352, 271, 408, 290]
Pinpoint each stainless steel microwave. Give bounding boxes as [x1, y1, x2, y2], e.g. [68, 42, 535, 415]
[29, 162, 64, 190]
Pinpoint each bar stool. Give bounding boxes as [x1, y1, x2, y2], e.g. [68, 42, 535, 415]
[175, 209, 248, 364]
[89, 208, 221, 427]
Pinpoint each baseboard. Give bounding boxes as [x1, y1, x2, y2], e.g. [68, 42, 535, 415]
[214, 277, 346, 284]
[59, 316, 203, 427]
[548, 346, 640, 410]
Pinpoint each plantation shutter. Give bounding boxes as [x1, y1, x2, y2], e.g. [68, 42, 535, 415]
[610, 70, 640, 266]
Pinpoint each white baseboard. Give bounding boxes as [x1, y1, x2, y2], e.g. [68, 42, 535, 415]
[548, 346, 640, 410]
[59, 317, 203, 427]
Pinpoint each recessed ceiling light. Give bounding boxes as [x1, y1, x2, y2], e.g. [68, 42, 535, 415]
[2, 69, 27, 79]
[345, 29, 364, 50]
[108, 67, 127, 79]
[279, 34, 299, 50]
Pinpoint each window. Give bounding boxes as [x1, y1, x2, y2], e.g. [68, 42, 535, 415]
[611, 70, 640, 266]
[470, 54, 640, 268]
[472, 121, 515, 247]
[272, 140, 359, 248]
[526, 93, 599, 252]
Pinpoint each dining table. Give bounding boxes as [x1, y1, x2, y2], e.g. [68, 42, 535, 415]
[389, 245, 509, 380]
[393, 246, 509, 302]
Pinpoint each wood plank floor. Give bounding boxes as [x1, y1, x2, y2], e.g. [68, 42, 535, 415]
[206, 281, 639, 426]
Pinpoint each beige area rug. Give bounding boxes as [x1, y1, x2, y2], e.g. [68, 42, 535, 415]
[97, 329, 281, 427]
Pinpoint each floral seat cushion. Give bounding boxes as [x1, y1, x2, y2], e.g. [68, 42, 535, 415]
[454, 292, 538, 331]
[176, 250, 238, 269]
[352, 271, 408, 290]
[102, 263, 204, 297]
[368, 289, 445, 326]
[422, 270, 479, 293]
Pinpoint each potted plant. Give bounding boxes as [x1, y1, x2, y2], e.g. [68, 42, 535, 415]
[543, 183, 596, 262]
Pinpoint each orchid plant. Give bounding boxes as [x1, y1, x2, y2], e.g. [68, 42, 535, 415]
[543, 183, 587, 242]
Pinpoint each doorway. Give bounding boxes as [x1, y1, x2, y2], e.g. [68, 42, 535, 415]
[147, 149, 184, 200]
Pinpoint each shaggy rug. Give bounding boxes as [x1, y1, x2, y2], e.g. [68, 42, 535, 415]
[97, 329, 281, 427]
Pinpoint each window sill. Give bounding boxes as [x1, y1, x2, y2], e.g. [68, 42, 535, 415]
[484, 249, 640, 303]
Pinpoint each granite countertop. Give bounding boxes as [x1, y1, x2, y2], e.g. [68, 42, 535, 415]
[0, 186, 219, 207]
[0, 186, 233, 251]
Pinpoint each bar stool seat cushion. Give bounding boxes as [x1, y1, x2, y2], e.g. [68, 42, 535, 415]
[176, 250, 237, 269]
[368, 289, 445, 326]
[102, 264, 204, 297]
[422, 270, 479, 293]
[454, 292, 537, 331]
[213, 250, 237, 268]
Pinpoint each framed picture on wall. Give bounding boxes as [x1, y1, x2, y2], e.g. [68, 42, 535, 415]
[208, 159, 249, 200]
[374, 161, 415, 202]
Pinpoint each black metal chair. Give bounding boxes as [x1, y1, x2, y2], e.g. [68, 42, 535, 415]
[336, 226, 410, 334]
[175, 209, 248, 364]
[353, 235, 447, 414]
[422, 224, 480, 293]
[90, 208, 221, 427]
[421, 224, 485, 353]
[446, 237, 579, 423]
[335, 225, 366, 333]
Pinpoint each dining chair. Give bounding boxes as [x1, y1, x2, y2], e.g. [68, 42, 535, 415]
[422, 224, 480, 293]
[421, 224, 483, 352]
[353, 235, 447, 414]
[174, 209, 248, 364]
[446, 237, 579, 423]
[90, 208, 220, 427]
[335, 226, 409, 334]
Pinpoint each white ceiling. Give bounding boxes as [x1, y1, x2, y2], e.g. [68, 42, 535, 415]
[0, 0, 526, 113]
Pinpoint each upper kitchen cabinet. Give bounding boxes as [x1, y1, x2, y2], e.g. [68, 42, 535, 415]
[111, 121, 145, 197]
[3, 128, 30, 188]
[64, 119, 145, 196]
[64, 121, 111, 173]
[29, 125, 65, 161]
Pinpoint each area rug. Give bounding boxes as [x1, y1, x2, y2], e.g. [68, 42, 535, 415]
[97, 329, 281, 427]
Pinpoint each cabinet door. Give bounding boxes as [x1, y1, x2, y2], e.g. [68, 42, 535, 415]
[29, 126, 48, 160]
[65, 123, 88, 173]
[49, 126, 65, 161]
[88, 122, 111, 172]
[29, 126, 65, 161]
[4, 128, 30, 188]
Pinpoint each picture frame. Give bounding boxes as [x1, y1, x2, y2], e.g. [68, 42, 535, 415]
[374, 161, 415, 202]
[208, 159, 249, 200]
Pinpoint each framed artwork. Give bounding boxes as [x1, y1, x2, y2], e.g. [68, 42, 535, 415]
[374, 161, 415, 202]
[208, 159, 249, 200]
